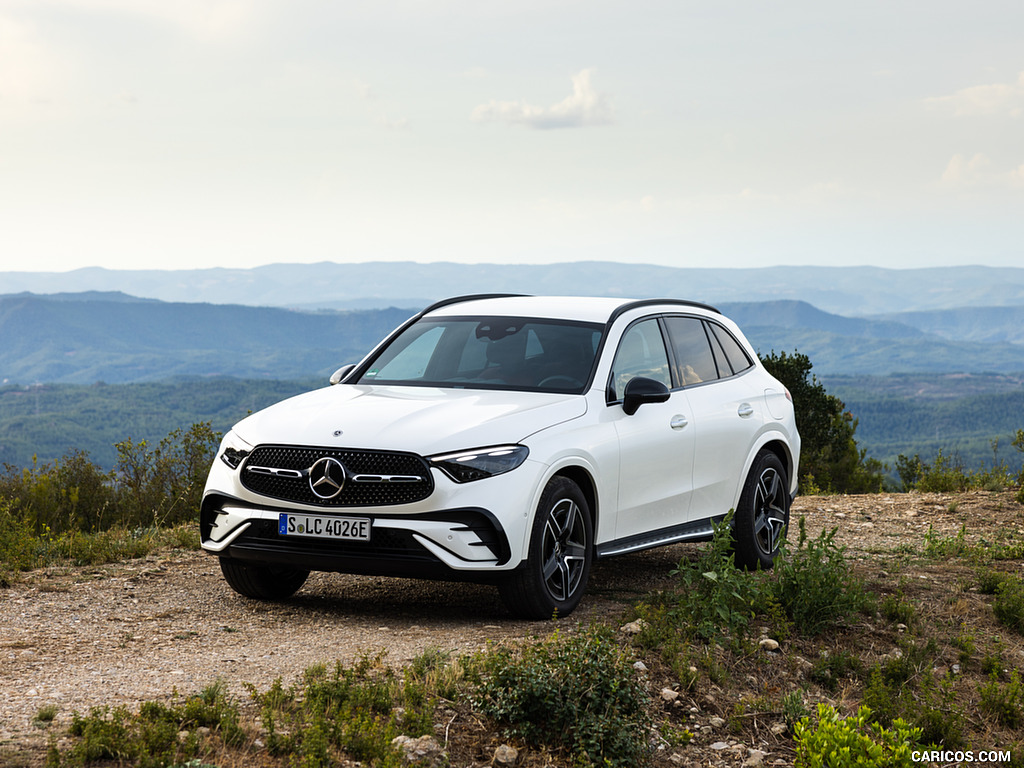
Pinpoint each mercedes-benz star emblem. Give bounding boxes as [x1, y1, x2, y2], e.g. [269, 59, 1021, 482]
[308, 457, 346, 499]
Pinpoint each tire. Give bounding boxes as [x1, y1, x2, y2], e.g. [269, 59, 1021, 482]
[219, 558, 309, 600]
[732, 451, 790, 570]
[499, 476, 593, 619]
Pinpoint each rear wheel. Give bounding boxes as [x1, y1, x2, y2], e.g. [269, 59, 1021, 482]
[732, 451, 790, 570]
[499, 476, 593, 619]
[219, 558, 309, 600]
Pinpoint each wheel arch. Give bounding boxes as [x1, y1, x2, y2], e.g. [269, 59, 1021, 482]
[550, 464, 599, 538]
[761, 438, 796, 488]
[733, 435, 798, 510]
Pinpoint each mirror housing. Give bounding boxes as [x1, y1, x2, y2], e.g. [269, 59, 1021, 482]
[622, 376, 670, 415]
[329, 364, 355, 386]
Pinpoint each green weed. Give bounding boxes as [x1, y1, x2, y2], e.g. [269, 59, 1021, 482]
[473, 625, 651, 767]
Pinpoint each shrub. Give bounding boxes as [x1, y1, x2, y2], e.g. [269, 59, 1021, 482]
[57, 683, 241, 768]
[978, 671, 1024, 729]
[771, 517, 867, 635]
[474, 626, 651, 767]
[809, 649, 863, 692]
[251, 653, 438, 767]
[0, 498, 38, 585]
[668, 512, 764, 643]
[993, 576, 1024, 635]
[113, 422, 219, 528]
[793, 704, 921, 768]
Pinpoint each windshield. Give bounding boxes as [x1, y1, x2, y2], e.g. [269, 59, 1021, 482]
[357, 316, 604, 393]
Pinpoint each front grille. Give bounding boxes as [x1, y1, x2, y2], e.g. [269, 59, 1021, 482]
[240, 444, 433, 507]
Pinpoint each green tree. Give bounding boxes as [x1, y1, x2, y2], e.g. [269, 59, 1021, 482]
[760, 350, 884, 494]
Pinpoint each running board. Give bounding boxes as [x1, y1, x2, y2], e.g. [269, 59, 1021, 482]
[596, 515, 727, 558]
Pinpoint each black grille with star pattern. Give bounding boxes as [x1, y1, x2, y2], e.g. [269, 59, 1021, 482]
[240, 445, 434, 507]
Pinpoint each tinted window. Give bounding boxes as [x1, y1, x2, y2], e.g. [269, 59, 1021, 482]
[708, 322, 753, 376]
[608, 319, 672, 400]
[359, 316, 602, 393]
[663, 316, 718, 385]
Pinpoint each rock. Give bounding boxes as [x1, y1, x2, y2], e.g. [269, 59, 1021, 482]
[710, 741, 730, 751]
[392, 735, 446, 767]
[759, 638, 780, 652]
[709, 716, 726, 728]
[620, 619, 648, 634]
[493, 743, 519, 767]
[633, 660, 648, 672]
[743, 748, 768, 767]
[661, 688, 680, 703]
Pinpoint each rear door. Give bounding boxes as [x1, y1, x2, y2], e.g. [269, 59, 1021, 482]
[662, 316, 763, 517]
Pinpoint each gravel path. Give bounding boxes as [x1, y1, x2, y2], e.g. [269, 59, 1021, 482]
[2, 490, 1021, 759]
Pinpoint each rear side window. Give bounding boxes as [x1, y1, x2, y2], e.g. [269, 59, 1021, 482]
[662, 316, 717, 385]
[708, 322, 753, 377]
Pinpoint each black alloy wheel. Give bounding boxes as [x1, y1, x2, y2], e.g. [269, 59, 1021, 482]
[499, 476, 593, 619]
[732, 451, 790, 570]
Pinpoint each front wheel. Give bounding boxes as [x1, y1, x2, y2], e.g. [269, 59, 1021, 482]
[499, 476, 593, 619]
[219, 558, 309, 600]
[732, 451, 790, 570]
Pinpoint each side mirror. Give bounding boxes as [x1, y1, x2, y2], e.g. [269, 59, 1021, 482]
[622, 376, 670, 415]
[329, 364, 355, 386]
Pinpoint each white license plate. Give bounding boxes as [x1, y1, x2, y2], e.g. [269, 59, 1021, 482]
[278, 513, 371, 541]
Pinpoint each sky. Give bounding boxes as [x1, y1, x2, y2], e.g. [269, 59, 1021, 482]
[1, 0, 1022, 273]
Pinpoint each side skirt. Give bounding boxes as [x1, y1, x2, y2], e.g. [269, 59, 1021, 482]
[595, 515, 727, 558]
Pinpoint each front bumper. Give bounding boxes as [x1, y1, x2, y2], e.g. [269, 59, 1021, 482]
[200, 452, 547, 579]
[202, 496, 512, 581]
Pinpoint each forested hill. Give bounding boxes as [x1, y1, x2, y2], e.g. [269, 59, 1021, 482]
[5, 262, 1024, 315]
[0, 294, 413, 384]
[3, 293, 1024, 385]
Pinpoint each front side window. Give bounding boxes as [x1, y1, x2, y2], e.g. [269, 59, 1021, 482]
[358, 316, 602, 393]
[608, 319, 672, 400]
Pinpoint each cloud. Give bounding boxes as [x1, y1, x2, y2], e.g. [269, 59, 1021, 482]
[926, 72, 1024, 117]
[941, 153, 991, 186]
[940, 153, 1024, 190]
[472, 69, 613, 129]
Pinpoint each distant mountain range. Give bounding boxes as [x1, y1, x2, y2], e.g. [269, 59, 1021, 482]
[2, 290, 1023, 385]
[4, 262, 1024, 316]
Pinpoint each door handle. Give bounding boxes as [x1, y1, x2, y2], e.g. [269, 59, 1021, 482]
[670, 415, 689, 430]
[737, 403, 754, 418]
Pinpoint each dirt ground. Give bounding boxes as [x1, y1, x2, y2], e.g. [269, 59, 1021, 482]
[2, 490, 1023, 766]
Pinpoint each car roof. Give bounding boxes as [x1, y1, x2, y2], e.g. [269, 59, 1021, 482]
[424, 295, 720, 324]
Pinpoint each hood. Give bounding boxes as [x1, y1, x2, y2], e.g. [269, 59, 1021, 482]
[232, 384, 588, 455]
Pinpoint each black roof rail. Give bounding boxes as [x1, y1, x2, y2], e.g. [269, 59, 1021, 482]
[608, 298, 721, 325]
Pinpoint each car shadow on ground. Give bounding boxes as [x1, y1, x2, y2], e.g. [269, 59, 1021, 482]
[258, 541, 696, 624]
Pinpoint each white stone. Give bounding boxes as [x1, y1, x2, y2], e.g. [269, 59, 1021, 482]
[620, 619, 648, 634]
[493, 743, 519, 768]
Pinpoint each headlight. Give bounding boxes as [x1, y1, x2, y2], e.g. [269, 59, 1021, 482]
[428, 445, 529, 483]
[218, 431, 253, 470]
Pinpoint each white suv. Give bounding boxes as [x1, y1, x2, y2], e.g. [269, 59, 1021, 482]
[201, 295, 800, 618]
